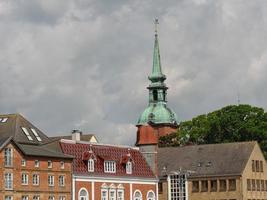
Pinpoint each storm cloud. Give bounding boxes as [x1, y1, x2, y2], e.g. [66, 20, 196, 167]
[0, 0, 267, 145]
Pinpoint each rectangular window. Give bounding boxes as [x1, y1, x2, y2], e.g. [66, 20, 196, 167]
[256, 179, 260, 191]
[229, 179, 236, 191]
[21, 159, 26, 167]
[158, 182, 163, 194]
[4, 148, 13, 167]
[256, 160, 260, 172]
[30, 128, 42, 141]
[219, 179, 226, 192]
[1, 118, 8, 123]
[33, 196, 40, 200]
[101, 190, 108, 200]
[5, 173, 13, 189]
[126, 161, 132, 174]
[104, 161, 116, 173]
[88, 159, 94, 172]
[117, 190, 124, 200]
[48, 196, 54, 200]
[247, 179, 251, 191]
[210, 180, 217, 192]
[261, 180, 264, 191]
[5, 196, 13, 200]
[48, 160, 52, 168]
[109, 190, 116, 200]
[22, 196, 28, 200]
[48, 175, 54, 186]
[21, 173, 28, 185]
[201, 180, 208, 192]
[59, 175, 65, 186]
[260, 160, 263, 172]
[33, 174, 39, 185]
[252, 179, 256, 191]
[60, 161, 65, 169]
[21, 127, 33, 141]
[252, 160, 255, 172]
[170, 174, 187, 199]
[192, 181, 199, 192]
[35, 160, 40, 168]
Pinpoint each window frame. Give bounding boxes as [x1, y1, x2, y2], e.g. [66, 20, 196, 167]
[59, 175, 65, 187]
[133, 190, 142, 200]
[146, 190, 155, 200]
[21, 173, 29, 185]
[32, 174, 40, 186]
[88, 158, 94, 172]
[104, 161, 116, 173]
[126, 161, 132, 174]
[48, 175, 54, 186]
[4, 172, 13, 190]
[4, 148, 13, 167]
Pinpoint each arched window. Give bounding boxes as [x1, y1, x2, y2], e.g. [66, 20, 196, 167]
[79, 188, 89, 200]
[147, 191, 155, 200]
[133, 190, 142, 200]
[126, 161, 132, 174]
[88, 158, 94, 172]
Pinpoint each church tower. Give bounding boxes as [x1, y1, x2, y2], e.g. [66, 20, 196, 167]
[136, 19, 178, 174]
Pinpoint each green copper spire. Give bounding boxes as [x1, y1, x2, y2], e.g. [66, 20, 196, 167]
[149, 19, 166, 82]
[137, 19, 178, 126]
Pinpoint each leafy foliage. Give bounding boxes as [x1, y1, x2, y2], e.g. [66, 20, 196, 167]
[159, 104, 267, 157]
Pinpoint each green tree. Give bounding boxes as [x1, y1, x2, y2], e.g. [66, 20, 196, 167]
[159, 104, 267, 158]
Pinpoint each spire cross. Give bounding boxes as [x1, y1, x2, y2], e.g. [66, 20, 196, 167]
[154, 18, 159, 34]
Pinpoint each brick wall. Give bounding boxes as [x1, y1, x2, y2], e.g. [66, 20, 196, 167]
[0, 142, 72, 200]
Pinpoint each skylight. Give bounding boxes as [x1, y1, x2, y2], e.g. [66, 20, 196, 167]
[30, 128, 42, 142]
[0, 118, 8, 123]
[21, 127, 33, 141]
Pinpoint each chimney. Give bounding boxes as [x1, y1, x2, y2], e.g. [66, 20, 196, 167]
[72, 129, 82, 141]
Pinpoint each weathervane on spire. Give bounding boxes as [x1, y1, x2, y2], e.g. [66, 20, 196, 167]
[154, 18, 159, 35]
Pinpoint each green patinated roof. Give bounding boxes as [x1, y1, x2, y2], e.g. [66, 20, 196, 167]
[137, 20, 178, 126]
[137, 103, 178, 125]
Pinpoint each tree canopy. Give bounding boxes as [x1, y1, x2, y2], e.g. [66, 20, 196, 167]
[159, 104, 267, 157]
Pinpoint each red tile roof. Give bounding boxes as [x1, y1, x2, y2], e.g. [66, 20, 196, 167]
[60, 141, 155, 178]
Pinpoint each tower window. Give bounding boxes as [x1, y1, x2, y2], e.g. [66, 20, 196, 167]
[153, 90, 158, 101]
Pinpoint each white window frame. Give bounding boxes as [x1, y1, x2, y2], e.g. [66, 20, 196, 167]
[146, 191, 155, 200]
[48, 160, 53, 168]
[21, 173, 28, 185]
[34, 160, 40, 168]
[33, 196, 40, 200]
[22, 195, 29, 200]
[1, 117, 8, 122]
[101, 189, 108, 200]
[109, 189, 116, 200]
[48, 196, 55, 200]
[104, 161, 116, 173]
[88, 158, 94, 172]
[59, 175, 65, 187]
[126, 161, 132, 174]
[117, 189, 124, 200]
[4, 148, 13, 167]
[21, 127, 33, 141]
[133, 190, 142, 200]
[79, 188, 89, 200]
[21, 159, 26, 167]
[59, 196, 66, 200]
[5, 196, 13, 200]
[33, 174, 39, 185]
[5, 173, 13, 190]
[60, 161, 65, 169]
[48, 175, 54, 186]
[30, 128, 42, 141]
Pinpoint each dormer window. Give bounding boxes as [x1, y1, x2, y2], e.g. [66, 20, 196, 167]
[21, 127, 33, 141]
[88, 158, 94, 172]
[126, 161, 132, 174]
[104, 161, 116, 173]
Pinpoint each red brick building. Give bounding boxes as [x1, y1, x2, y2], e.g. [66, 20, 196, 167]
[60, 138, 158, 200]
[0, 114, 73, 200]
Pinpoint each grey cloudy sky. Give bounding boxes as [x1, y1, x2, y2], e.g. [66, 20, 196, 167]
[0, 0, 267, 145]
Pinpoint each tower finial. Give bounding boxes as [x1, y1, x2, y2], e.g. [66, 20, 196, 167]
[154, 18, 159, 35]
